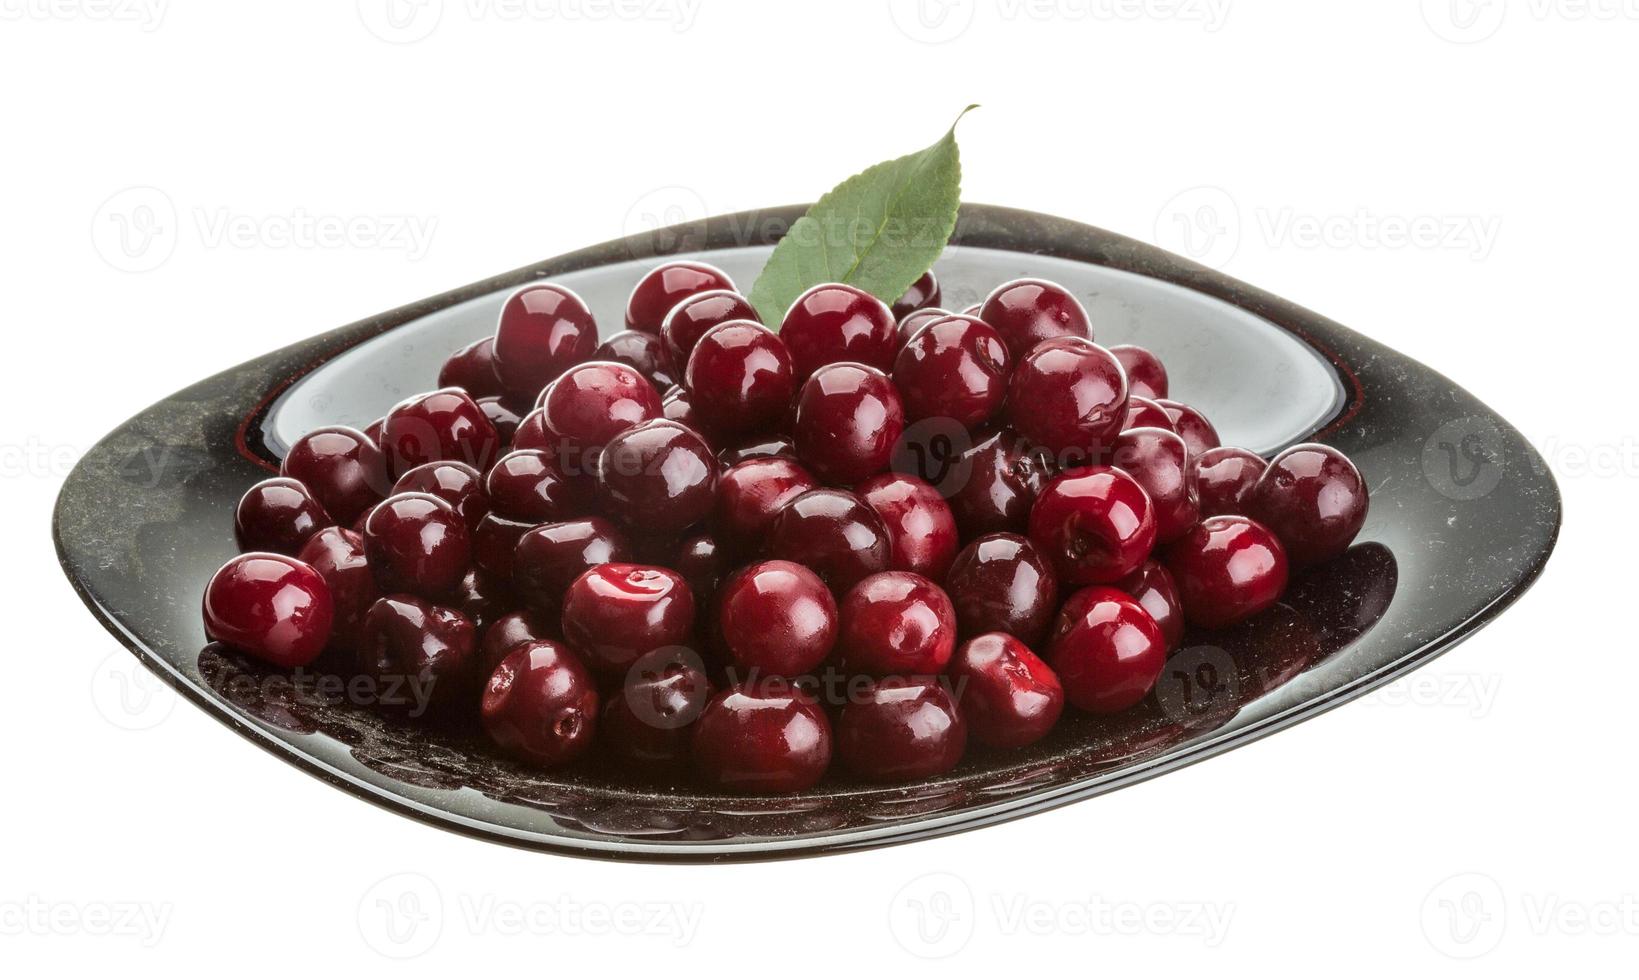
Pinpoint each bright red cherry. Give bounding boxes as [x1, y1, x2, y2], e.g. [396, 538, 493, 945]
[296, 527, 377, 654]
[380, 387, 501, 478]
[891, 269, 942, 320]
[692, 679, 832, 792]
[596, 419, 718, 535]
[893, 314, 1011, 428]
[512, 517, 633, 614]
[1048, 586, 1165, 714]
[393, 460, 489, 530]
[684, 320, 796, 439]
[593, 330, 677, 391]
[660, 289, 760, 368]
[1123, 395, 1176, 433]
[838, 571, 957, 676]
[480, 609, 556, 676]
[1007, 337, 1128, 463]
[779, 283, 898, 378]
[1108, 344, 1168, 400]
[837, 677, 965, 783]
[1155, 399, 1221, 458]
[944, 533, 1058, 647]
[1109, 427, 1199, 543]
[625, 261, 736, 334]
[601, 647, 713, 768]
[281, 426, 389, 526]
[792, 362, 904, 485]
[714, 457, 818, 551]
[439, 336, 506, 400]
[202, 553, 333, 668]
[949, 633, 1063, 749]
[1193, 447, 1267, 518]
[1245, 443, 1369, 566]
[946, 428, 1055, 538]
[561, 563, 695, 678]
[539, 360, 663, 458]
[1164, 515, 1289, 629]
[715, 560, 838, 678]
[481, 450, 576, 524]
[482, 641, 599, 767]
[896, 307, 951, 349]
[857, 473, 959, 581]
[1029, 466, 1157, 585]
[357, 595, 478, 718]
[979, 278, 1093, 360]
[1114, 559, 1186, 650]
[493, 284, 598, 404]
[234, 477, 330, 556]
[362, 492, 472, 598]
[766, 489, 891, 595]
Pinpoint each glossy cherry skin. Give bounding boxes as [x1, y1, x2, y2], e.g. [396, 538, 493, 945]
[714, 457, 818, 551]
[1123, 395, 1175, 433]
[380, 387, 501, 478]
[296, 527, 377, 653]
[1163, 515, 1289, 629]
[857, 473, 959, 581]
[481, 450, 576, 524]
[1155, 399, 1221, 458]
[673, 533, 727, 601]
[539, 360, 663, 457]
[234, 477, 330, 556]
[1245, 443, 1369, 566]
[792, 362, 904, 485]
[766, 489, 892, 595]
[450, 570, 510, 636]
[660, 289, 760, 368]
[779, 283, 899, 379]
[202, 553, 334, 668]
[439, 335, 506, 400]
[684, 320, 796, 439]
[979, 278, 1094, 360]
[280, 426, 389, 526]
[561, 563, 695, 677]
[946, 428, 1055, 538]
[1109, 427, 1199, 544]
[596, 419, 718, 535]
[625, 260, 736, 334]
[482, 641, 599, 767]
[1114, 559, 1186, 651]
[950, 633, 1063, 749]
[1007, 337, 1128, 463]
[1029, 466, 1157, 585]
[477, 396, 522, 446]
[718, 433, 797, 466]
[480, 609, 556, 676]
[511, 407, 551, 453]
[890, 269, 942, 320]
[692, 679, 832, 792]
[895, 307, 951, 348]
[493, 284, 599, 405]
[393, 460, 489, 531]
[838, 572, 957, 676]
[944, 533, 1059, 647]
[1193, 447, 1267, 518]
[512, 517, 633, 614]
[715, 560, 838, 677]
[601, 648, 713, 768]
[357, 595, 478, 718]
[892, 314, 1011, 428]
[1108, 344, 1168, 400]
[470, 512, 535, 587]
[1047, 586, 1166, 714]
[362, 492, 472, 598]
[837, 677, 965, 782]
[593, 329, 678, 391]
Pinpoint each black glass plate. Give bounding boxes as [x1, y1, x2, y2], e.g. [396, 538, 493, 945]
[54, 204, 1560, 862]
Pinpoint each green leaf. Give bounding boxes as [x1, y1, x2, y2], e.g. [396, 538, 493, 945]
[749, 106, 976, 326]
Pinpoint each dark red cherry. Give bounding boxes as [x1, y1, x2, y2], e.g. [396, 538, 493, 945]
[1048, 586, 1166, 714]
[779, 283, 898, 378]
[945, 533, 1058, 647]
[837, 676, 965, 783]
[792, 362, 904, 485]
[393, 460, 489, 530]
[1123, 395, 1176, 433]
[1164, 515, 1289, 628]
[893, 314, 1011, 428]
[673, 533, 727, 601]
[362, 492, 472, 598]
[281, 426, 389, 526]
[596, 419, 718, 535]
[202, 553, 333, 668]
[296, 527, 377, 653]
[838, 571, 957, 675]
[1108, 344, 1168, 400]
[890, 269, 942, 320]
[857, 473, 959, 581]
[1193, 447, 1267, 518]
[718, 433, 797, 466]
[480, 608, 556, 677]
[450, 570, 510, 636]
[234, 477, 330, 556]
[539, 360, 663, 457]
[714, 457, 818, 550]
[1008, 337, 1127, 462]
[658, 384, 711, 444]
[358, 595, 477, 718]
[511, 407, 551, 453]
[482, 450, 578, 524]
[1155, 399, 1221, 458]
[1029, 466, 1157, 585]
[895, 307, 951, 349]
[980, 278, 1093, 360]
[380, 387, 501, 478]
[561, 563, 695, 678]
[439, 336, 505, 400]
[945, 428, 1055, 538]
[470, 513, 535, 587]
[766, 489, 891, 595]
[715, 560, 838, 677]
[950, 633, 1063, 749]
[593, 329, 678, 391]
[602, 647, 713, 768]
[493, 284, 599, 405]
[1245, 443, 1369, 567]
[625, 261, 736, 334]
[684, 320, 795, 439]
[482, 641, 599, 767]
[660, 289, 760, 368]
[1109, 427, 1199, 543]
[512, 517, 633, 614]
[477, 396, 522, 446]
[692, 679, 832, 792]
[1114, 559, 1186, 651]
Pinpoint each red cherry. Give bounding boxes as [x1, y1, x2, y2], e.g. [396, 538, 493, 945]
[792, 362, 904, 485]
[765, 489, 891, 595]
[393, 460, 489, 530]
[202, 553, 333, 668]
[1155, 399, 1221, 458]
[1028, 466, 1157, 585]
[1193, 446, 1267, 518]
[1108, 344, 1168, 400]
[512, 518, 633, 614]
[357, 595, 478, 718]
[439, 336, 506, 400]
[892, 314, 1011, 428]
[362, 492, 472, 598]
[539, 360, 663, 457]
[857, 473, 959, 581]
[1047, 586, 1166, 714]
[895, 307, 951, 349]
[779, 283, 898, 378]
[692, 679, 832, 792]
[479, 609, 556, 676]
[979, 278, 1093, 360]
[945, 533, 1059, 647]
[380, 387, 501, 478]
[1007, 337, 1128, 463]
[601, 647, 714, 769]
[592, 330, 678, 391]
[1164, 515, 1289, 628]
[715, 560, 838, 678]
[625, 261, 736, 334]
[493, 284, 598, 404]
[684, 320, 796, 439]
[660, 289, 760, 368]
[561, 563, 695, 678]
[945, 428, 1055, 538]
[950, 633, 1064, 749]
[837, 677, 965, 783]
[280, 426, 389, 526]
[296, 527, 377, 654]
[482, 641, 599, 767]
[838, 571, 957, 676]
[234, 477, 330, 556]
[1114, 559, 1186, 650]
[1109, 427, 1199, 543]
[714, 457, 818, 551]
[596, 419, 718, 535]
[1244, 443, 1369, 566]
[890, 269, 942, 321]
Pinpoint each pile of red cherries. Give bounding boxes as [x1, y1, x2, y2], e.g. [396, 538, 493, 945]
[202, 260, 1369, 793]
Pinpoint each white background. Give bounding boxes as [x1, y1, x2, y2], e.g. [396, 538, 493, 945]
[1, 0, 1631, 974]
